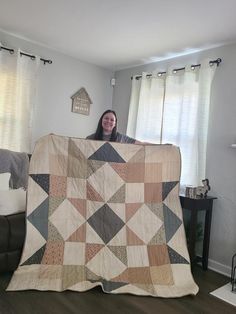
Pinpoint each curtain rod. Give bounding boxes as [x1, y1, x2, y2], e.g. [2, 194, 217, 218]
[0, 45, 52, 65]
[131, 58, 222, 80]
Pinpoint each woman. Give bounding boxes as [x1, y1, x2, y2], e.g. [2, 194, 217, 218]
[86, 110, 139, 143]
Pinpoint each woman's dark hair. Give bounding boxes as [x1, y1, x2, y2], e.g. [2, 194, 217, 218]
[94, 110, 117, 141]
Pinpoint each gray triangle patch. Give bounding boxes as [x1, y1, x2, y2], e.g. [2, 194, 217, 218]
[163, 204, 182, 242]
[148, 225, 166, 245]
[88, 142, 125, 163]
[21, 244, 46, 265]
[167, 246, 189, 264]
[101, 279, 128, 292]
[107, 245, 127, 265]
[28, 197, 49, 240]
[162, 181, 178, 200]
[107, 184, 126, 203]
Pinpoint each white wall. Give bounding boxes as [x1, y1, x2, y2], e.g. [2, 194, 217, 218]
[0, 30, 114, 149]
[113, 43, 236, 276]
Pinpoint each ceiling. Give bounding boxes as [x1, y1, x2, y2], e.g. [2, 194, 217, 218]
[0, 0, 236, 71]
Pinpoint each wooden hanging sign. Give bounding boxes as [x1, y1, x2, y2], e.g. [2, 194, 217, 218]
[71, 87, 92, 115]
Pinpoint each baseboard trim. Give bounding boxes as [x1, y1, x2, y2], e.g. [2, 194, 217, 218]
[207, 258, 231, 278]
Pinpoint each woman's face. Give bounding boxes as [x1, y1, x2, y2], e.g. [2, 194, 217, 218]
[102, 112, 116, 134]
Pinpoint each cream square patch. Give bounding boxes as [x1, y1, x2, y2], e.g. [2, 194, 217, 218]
[67, 177, 86, 198]
[127, 245, 149, 267]
[63, 242, 85, 265]
[125, 183, 144, 203]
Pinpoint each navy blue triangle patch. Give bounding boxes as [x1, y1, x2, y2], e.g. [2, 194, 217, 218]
[167, 246, 189, 264]
[88, 142, 125, 163]
[28, 197, 49, 240]
[101, 279, 128, 292]
[21, 244, 46, 265]
[30, 174, 50, 194]
[162, 181, 178, 200]
[163, 204, 182, 242]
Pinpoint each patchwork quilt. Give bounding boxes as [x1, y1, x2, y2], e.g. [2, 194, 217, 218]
[7, 134, 198, 297]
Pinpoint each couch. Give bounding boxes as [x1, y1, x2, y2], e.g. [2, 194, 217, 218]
[0, 149, 29, 273]
[0, 212, 25, 272]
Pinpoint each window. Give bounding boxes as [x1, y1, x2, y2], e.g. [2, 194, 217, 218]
[127, 61, 217, 187]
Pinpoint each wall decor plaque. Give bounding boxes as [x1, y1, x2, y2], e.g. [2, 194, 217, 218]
[71, 87, 92, 115]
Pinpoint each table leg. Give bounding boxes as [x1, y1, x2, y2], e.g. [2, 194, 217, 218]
[188, 208, 198, 267]
[202, 202, 213, 270]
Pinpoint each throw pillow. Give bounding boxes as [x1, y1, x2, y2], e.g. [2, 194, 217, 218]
[0, 188, 27, 215]
[0, 172, 11, 190]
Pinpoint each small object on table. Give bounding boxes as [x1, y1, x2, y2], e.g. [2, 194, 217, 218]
[185, 179, 210, 199]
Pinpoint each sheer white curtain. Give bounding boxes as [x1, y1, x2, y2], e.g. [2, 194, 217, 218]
[127, 72, 165, 143]
[127, 59, 216, 187]
[0, 49, 39, 152]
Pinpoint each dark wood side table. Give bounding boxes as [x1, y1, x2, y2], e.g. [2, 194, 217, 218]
[179, 195, 217, 270]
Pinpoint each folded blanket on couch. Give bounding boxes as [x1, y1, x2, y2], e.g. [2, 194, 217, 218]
[0, 149, 29, 189]
[7, 134, 198, 297]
